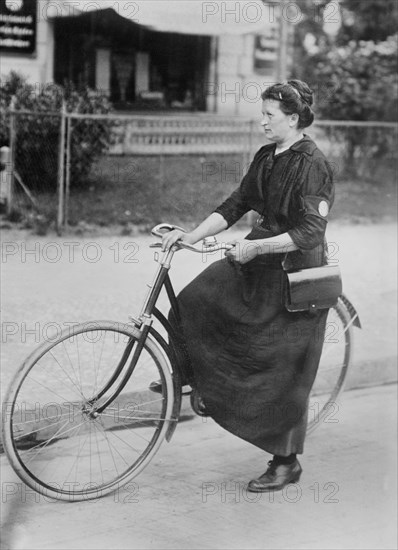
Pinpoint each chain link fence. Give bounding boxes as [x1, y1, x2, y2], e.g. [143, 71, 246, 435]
[4, 111, 397, 231]
[311, 121, 397, 181]
[3, 110, 62, 230]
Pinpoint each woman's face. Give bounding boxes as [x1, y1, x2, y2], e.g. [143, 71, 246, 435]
[261, 99, 298, 143]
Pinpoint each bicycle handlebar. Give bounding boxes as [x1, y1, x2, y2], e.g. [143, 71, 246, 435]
[151, 223, 186, 238]
[150, 223, 234, 253]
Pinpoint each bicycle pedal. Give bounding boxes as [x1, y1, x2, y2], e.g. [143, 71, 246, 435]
[149, 380, 192, 395]
[149, 380, 162, 393]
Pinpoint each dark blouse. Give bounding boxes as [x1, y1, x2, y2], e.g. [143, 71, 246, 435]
[214, 135, 334, 257]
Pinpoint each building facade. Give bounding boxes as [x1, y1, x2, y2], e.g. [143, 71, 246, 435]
[1, 0, 289, 116]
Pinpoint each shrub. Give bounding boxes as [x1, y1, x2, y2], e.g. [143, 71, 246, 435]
[0, 71, 114, 190]
[303, 35, 398, 177]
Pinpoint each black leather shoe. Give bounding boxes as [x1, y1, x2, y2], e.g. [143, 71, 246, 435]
[190, 389, 209, 417]
[247, 459, 302, 492]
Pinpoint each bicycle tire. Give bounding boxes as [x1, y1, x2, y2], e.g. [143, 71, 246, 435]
[307, 298, 353, 434]
[2, 321, 175, 501]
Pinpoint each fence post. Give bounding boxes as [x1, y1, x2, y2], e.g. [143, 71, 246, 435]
[277, 0, 289, 82]
[159, 119, 165, 189]
[57, 100, 66, 233]
[7, 98, 16, 215]
[243, 119, 254, 174]
[64, 113, 71, 227]
[0, 146, 12, 212]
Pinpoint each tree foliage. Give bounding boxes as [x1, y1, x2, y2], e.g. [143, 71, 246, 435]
[289, 0, 397, 178]
[310, 35, 397, 121]
[291, 0, 398, 118]
[290, 0, 332, 81]
[337, 0, 398, 43]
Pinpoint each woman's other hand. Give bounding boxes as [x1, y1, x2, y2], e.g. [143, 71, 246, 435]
[225, 239, 261, 264]
[161, 229, 196, 251]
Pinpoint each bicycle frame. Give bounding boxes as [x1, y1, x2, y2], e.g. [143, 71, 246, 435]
[90, 244, 185, 419]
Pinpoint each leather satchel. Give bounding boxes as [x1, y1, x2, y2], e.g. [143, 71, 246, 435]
[285, 264, 342, 312]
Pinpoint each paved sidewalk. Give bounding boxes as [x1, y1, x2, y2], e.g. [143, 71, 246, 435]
[1, 222, 397, 549]
[1, 383, 397, 550]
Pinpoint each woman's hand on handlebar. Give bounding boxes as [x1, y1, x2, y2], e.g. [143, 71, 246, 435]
[161, 230, 196, 252]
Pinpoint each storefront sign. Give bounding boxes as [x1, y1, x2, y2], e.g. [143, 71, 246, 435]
[0, 0, 37, 54]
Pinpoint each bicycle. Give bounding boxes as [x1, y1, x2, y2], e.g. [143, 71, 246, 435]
[2, 223, 361, 501]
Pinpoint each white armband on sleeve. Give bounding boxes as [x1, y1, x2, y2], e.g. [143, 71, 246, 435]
[301, 195, 330, 220]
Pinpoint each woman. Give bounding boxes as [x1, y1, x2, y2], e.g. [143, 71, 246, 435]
[162, 80, 334, 492]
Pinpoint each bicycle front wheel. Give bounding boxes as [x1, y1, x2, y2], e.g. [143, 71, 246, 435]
[2, 321, 175, 501]
[307, 298, 353, 433]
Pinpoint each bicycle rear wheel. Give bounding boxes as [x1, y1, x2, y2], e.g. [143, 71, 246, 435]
[307, 298, 353, 433]
[2, 321, 174, 501]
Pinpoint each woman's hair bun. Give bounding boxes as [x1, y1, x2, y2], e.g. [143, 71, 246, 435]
[287, 80, 314, 107]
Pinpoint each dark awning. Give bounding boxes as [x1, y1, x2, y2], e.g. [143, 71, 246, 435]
[48, 0, 273, 36]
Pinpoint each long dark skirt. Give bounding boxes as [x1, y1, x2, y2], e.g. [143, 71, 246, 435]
[175, 254, 328, 456]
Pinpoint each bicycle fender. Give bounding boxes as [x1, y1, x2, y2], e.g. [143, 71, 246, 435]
[149, 327, 182, 442]
[339, 294, 362, 329]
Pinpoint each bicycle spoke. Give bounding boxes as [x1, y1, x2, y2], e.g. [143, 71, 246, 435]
[23, 372, 81, 404]
[95, 331, 129, 388]
[75, 334, 83, 392]
[100, 412, 175, 423]
[97, 421, 147, 456]
[13, 412, 75, 440]
[132, 397, 165, 407]
[48, 349, 86, 400]
[92, 331, 110, 395]
[63, 430, 91, 488]
[93, 417, 121, 478]
[100, 434, 131, 468]
[318, 362, 346, 373]
[117, 407, 166, 415]
[89, 420, 93, 486]
[96, 331, 108, 375]
[23, 419, 82, 465]
[91, 338, 99, 396]
[61, 340, 87, 400]
[4, 323, 174, 500]
[12, 409, 78, 427]
[92, 421, 105, 486]
[33, 419, 87, 484]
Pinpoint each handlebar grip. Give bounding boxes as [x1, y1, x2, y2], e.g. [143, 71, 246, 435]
[151, 223, 186, 238]
[178, 241, 235, 253]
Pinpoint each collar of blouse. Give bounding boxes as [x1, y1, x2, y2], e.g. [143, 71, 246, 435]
[288, 135, 317, 156]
